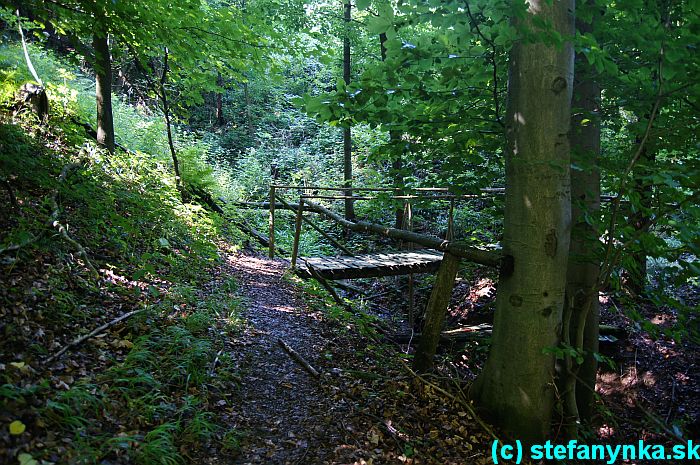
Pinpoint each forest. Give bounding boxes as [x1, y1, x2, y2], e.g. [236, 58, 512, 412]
[0, 0, 698, 463]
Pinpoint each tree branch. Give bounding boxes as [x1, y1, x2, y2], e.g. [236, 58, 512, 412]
[177, 26, 273, 50]
[464, 0, 504, 128]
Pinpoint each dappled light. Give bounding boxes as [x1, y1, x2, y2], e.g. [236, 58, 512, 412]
[1, 0, 698, 463]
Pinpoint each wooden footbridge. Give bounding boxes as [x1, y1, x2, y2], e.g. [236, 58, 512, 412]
[260, 184, 508, 280]
[239, 183, 510, 372]
[295, 249, 445, 280]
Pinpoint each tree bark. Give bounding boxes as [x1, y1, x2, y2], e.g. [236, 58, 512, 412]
[563, 3, 601, 428]
[471, 0, 575, 443]
[93, 32, 115, 154]
[628, 137, 654, 297]
[244, 80, 253, 139]
[343, 0, 355, 221]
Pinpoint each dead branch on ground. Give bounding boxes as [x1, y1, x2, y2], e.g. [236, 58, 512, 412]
[278, 338, 321, 378]
[45, 308, 147, 365]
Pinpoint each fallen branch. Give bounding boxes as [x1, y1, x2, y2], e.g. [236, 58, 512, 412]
[45, 308, 147, 365]
[387, 325, 493, 345]
[48, 163, 99, 279]
[278, 338, 320, 378]
[177, 186, 293, 257]
[387, 324, 623, 345]
[305, 262, 351, 311]
[188, 183, 224, 214]
[234, 219, 290, 256]
[234, 200, 337, 216]
[71, 117, 133, 154]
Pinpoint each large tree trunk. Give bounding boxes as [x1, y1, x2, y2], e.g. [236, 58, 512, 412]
[93, 32, 115, 154]
[471, 0, 574, 443]
[342, 0, 355, 221]
[563, 4, 601, 430]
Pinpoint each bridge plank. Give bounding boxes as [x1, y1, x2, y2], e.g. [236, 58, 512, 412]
[296, 250, 444, 280]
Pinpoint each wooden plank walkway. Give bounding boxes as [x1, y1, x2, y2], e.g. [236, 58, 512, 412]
[296, 249, 444, 280]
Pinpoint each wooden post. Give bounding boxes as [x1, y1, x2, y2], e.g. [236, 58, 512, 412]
[406, 200, 414, 328]
[446, 198, 455, 241]
[269, 185, 276, 258]
[291, 197, 304, 268]
[275, 194, 354, 256]
[408, 274, 415, 329]
[413, 252, 461, 372]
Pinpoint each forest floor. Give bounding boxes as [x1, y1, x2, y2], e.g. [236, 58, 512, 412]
[209, 249, 700, 464]
[3, 240, 697, 464]
[216, 249, 495, 464]
[220, 251, 357, 464]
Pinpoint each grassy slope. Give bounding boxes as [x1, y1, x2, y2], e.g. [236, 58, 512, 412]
[0, 43, 247, 464]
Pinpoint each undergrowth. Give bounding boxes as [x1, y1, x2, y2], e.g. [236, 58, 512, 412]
[0, 41, 246, 464]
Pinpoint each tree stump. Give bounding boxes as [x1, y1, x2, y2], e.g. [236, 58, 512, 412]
[17, 83, 49, 122]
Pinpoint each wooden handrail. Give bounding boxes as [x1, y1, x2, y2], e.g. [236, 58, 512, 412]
[271, 184, 397, 192]
[298, 193, 498, 201]
[270, 184, 507, 194]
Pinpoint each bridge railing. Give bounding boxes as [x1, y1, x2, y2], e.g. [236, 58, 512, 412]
[263, 184, 507, 270]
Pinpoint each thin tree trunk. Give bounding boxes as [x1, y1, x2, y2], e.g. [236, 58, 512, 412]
[93, 32, 115, 154]
[379, 32, 405, 229]
[628, 138, 654, 297]
[216, 72, 225, 127]
[471, 0, 574, 443]
[563, 4, 601, 430]
[157, 49, 185, 200]
[244, 80, 253, 139]
[343, 0, 355, 221]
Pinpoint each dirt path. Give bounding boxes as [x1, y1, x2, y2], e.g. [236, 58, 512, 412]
[223, 252, 360, 464]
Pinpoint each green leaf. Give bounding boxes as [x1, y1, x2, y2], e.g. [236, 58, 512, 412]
[18, 453, 38, 465]
[356, 0, 371, 10]
[367, 16, 392, 35]
[9, 420, 26, 435]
